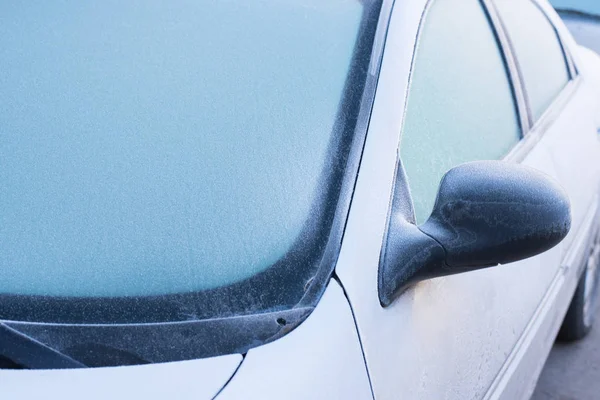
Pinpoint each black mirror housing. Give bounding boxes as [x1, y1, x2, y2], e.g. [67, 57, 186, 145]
[421, 161, 571, 267]
[379, 161, 571, 307]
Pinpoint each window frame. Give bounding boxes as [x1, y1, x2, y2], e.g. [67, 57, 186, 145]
[395, 0, 527, 224]
[481, 0, 531, 135]
[487, 0, 580, 161]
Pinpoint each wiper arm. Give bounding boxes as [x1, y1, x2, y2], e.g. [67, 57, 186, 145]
[0, 323, 85, 369]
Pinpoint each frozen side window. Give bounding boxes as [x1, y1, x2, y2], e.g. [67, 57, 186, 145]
[400, 0, 520, 224]
[495, 0, 571, 121]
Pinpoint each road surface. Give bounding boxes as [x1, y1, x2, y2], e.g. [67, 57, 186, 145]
[531, 303, 600, 400]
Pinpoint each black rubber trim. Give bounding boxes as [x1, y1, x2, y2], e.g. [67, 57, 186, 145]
[0, 323, 85, 369]
[211, 353, 246, 400]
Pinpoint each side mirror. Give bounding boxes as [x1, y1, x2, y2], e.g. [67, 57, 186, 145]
[379, 160, 571, 307]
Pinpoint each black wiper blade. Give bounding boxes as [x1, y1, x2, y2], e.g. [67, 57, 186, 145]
[0, 323, 85, 369]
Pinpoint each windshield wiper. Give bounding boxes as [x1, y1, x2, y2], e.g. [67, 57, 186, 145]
[0, 323, 85, 369]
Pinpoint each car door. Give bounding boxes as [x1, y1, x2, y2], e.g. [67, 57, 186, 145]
[484, 3, 600, 397]
[335, 0, 566, 399]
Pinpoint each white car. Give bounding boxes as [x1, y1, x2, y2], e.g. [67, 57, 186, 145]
[1, 0, 600, 399]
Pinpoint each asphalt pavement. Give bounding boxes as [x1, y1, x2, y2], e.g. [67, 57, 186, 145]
[531, 303, 600, 400]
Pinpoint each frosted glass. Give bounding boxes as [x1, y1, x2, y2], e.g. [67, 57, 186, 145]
[401, 0, 520, 224]
[495, 0, 570, 121]
[550, 0, 600, 15]
[0, 1, 362, 297]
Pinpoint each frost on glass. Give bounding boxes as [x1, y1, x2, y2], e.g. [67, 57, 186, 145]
[495, 0, 570, 121]
[550, 0, 600, 15]
[400, 0, 520, 224]
[0, 0, 362, 297]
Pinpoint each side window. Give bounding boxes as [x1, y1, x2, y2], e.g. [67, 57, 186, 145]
[400, 0, 520, 223]
[495, 0, 571, 121]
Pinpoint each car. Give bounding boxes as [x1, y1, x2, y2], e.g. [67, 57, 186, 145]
[1, 0, 600, 399]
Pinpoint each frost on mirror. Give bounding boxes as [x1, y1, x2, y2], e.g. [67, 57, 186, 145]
[495, 0, 571, 121]
[0, 0, 362, 297]
[400, 0, 520, 224]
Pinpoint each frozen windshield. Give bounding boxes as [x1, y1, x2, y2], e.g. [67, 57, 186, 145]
[0, 0, 364, 298]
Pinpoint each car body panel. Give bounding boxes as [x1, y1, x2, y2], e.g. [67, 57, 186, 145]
[217, 279, 372, 400]
[0, 353, 242, 399]
[485, 196, 600, 400]
[335, 1, 600, 399]
[482, 5, 600, 393]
